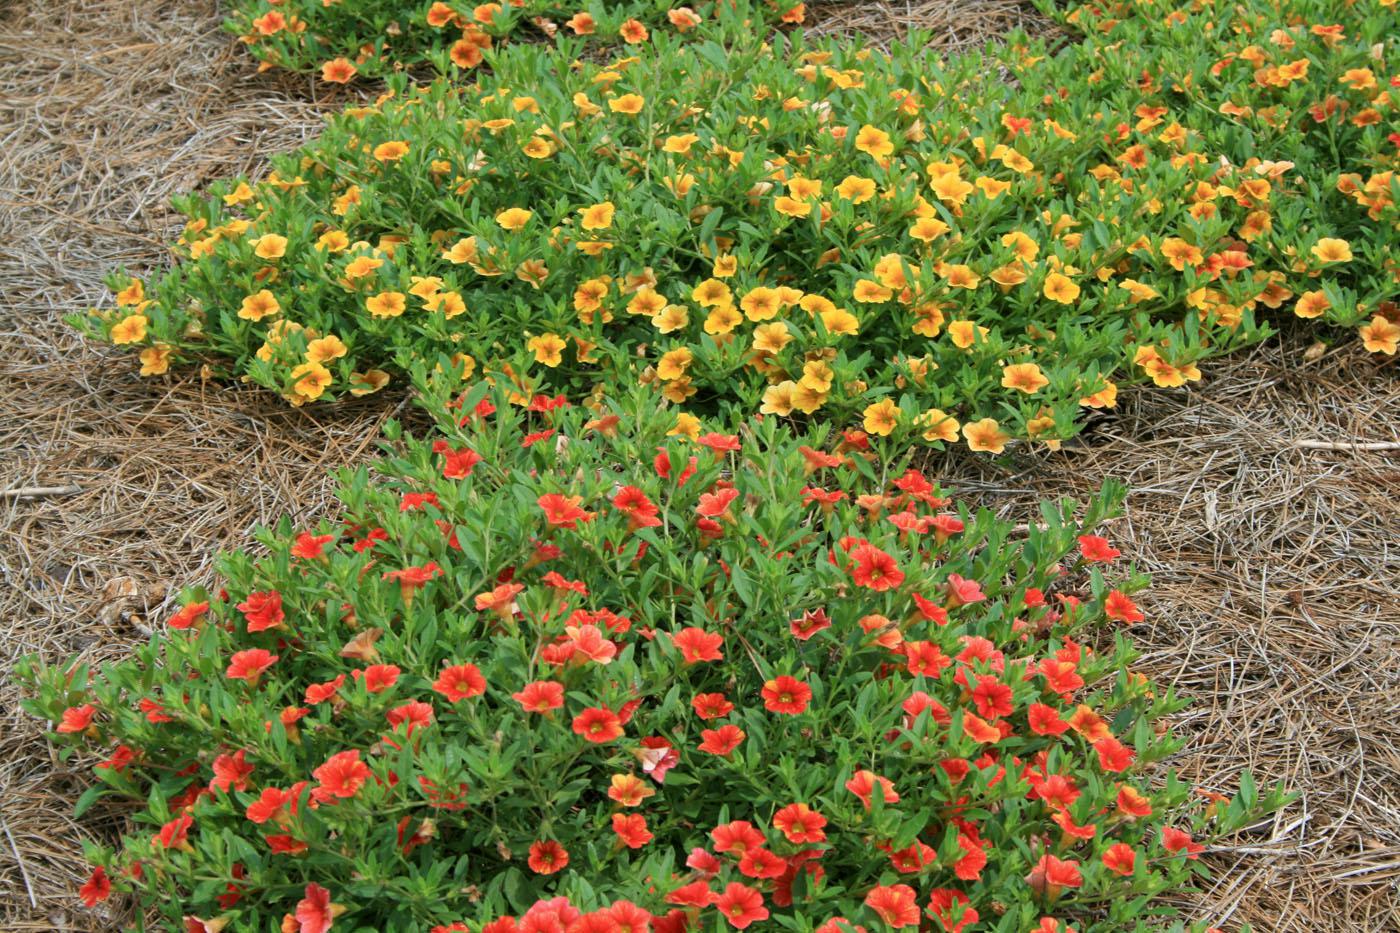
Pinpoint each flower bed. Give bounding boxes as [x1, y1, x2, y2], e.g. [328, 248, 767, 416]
[20, 378, 1282, 931]
[80, 0, 1399, 451]
[227, 0, 805, 79]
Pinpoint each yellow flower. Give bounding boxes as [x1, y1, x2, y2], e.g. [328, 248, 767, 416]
[290, 361, 333, 402]
[366, 291, 407, 318]
[740, 287, 782, 321]
[252, 234, 288, 260]
[654, 305, 689, 333]
[752, 322, 792, 354]
[760, 381, 798, 416]
[909, 217, 949, 243]
[110, 314, 148, 345]
[1311, 237, 1352, 263]
[963, 418, 1010, 453]
[138, 345, 172, 376]
[656, 347, 693, 380]
[917, 409, 960, 444]
[774, 196, 812, 218]
[609, 93, 644, 114]
[853, 279, 892, 303]
[1042, 272, 1081, 304]
[496, 208, 533, 231]
[1293, 290, 1330, 319]
[947, 320, 987, 349]
[1000, 230, 1039, 262]
[430, 291, 467, 318]
[527, 333, 567, 367]
[344, 255, 384, 280]
[627, 288, 667, 317]
[373, 140, 410, 162]
[349, 369, 391, 396]
[663, 134, 699, 154]
[976, 177, 1012, 199]
[930, 172, 974, 206]
[1359, 315, 1399, 354]
[669, 412, 701, 439]
[222, 182, 254, 206]
[819, 308, 859, 336]
[835, 175, 876, 203]
[579, 202, 616, 231]
[854, 124, 894, 159]
[522, 138, 554, 159]
[306, 335, 348, 363]
[787, 177, 823, 200]
[239, 289, 280, 321]
[692, 279, 732, 307]
[943, 265, 980, 290]
[1079, 380, 1118, 409]
[316, 230, 350, 252]
[862, 398, 900, 436]
[1001, 362, 1049, 394]
[703, 304, 743, 335]
[115, 280, 145, 306]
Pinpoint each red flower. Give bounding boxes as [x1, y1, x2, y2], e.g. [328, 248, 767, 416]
[434, 662, 487, 701]
[692, 692, 734, 719]
[1026, 854, 1083, 896]
[927, 888, 979, 932]
[1094, 736, 1135, 773]
[1162, 826, 1205, 858]
[666, 880, 716, 907]
[572, 706, 624, 743]
[673, 627, 724, 663]
[698, 724, 746, 756]
[225, 648, 278, 683]
[773, 803, 827, 843]
[210, 749, 254, 793]
[863, 884, 919, 928]
[944, 573, 985, 607]
[528, 839, 569, 874]
[902, 641, 949, 678]
[790, 607, 832, 640]
[538, 492, 594, 528]
[738, 847, 787, 879]
[612, 485, 662, 529]
[57, 704, 96, 733]
[1102, 842, 1136, 876]
[312, 749, 372, 801]
[440, 445, 483, 479]
[696, 487, 740, 519]
[761, 675, 812, 715]
[1104, 589, 1144, 623]
[79, 865, 111, 907]
[513, 680, 565, 713]
[168, 600, 209, 630]
[971, 675, 1014, 718]
[845, 769, 899, 809]
[237, 590, 284, 632]
[711, 820, 765, 854]
[1027, 703, 1070, 736]
[295, 882, 338, 933]
[291, 532, 335, 560]
[612, 812, 653, 849]
[305, 674, 346, 705]
[952, 833, 988, 881]
[849, 543, 904, 591]
[386, 700, 435, 735]
[713, 882, 768, 929]
[1078, 534, 1121, 562]
[360, 664, 401, 694]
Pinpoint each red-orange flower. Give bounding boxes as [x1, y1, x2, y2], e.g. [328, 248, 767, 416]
[761, 675, 812, 715]
[225, 648, 278, 683]
[528, 839, 569, 874]
[863, 884, 919, 928]
[572, 706, 624, 743]
[713, 882, 768, 929]
[434, 662, 486, 701]
[312, 749, 372, 801]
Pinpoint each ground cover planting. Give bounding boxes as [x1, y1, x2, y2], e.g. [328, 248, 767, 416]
[19, 375, 1286, 931]
[9, 0, 1396, 928]
[227, 0, 807, 79]
[78, 0, 1399, 453]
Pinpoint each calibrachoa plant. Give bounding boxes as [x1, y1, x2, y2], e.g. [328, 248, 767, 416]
[21, 375, 1285, 931]
[79, 0, 1398, 451]
[227, 0, 805, 79]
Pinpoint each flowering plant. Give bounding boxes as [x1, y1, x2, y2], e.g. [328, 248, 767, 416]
[227, 0, 805, 80]
[79, 0, 1397, 451]
[21, 375, 1284, 931]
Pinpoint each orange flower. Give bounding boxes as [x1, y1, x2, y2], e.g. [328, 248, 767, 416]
[320, 58, 357, 83]
[963, 418, 1010, 453]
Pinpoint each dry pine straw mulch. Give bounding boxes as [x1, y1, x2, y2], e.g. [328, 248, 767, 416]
[0, 0, 1397, 930]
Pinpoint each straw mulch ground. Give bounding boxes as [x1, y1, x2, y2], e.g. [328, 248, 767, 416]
[1, 1, 1397, 931]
